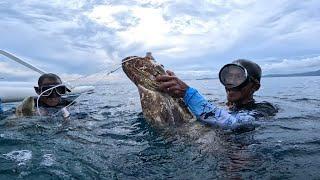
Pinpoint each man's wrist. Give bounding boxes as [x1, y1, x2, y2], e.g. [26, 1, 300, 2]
[181, 85, 189, 97]
[183, 87, 198, 103]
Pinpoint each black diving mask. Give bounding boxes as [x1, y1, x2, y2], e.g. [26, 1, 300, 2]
[40, 85, 71, 97]
[219, 63, 252, 91]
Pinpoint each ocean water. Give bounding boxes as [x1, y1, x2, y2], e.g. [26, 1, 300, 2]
[0, 76, 319, 179]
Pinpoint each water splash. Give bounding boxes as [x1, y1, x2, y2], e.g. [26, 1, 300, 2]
[41, 154, 55, 167]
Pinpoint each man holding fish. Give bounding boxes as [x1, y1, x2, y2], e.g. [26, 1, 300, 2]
[156, 59, 277, 131]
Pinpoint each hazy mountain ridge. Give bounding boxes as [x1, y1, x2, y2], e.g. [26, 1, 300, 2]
[264, 70, 320, 77]
[195, 70, 320, 80]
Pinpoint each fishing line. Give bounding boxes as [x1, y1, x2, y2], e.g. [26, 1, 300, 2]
[36, 56, 140, 117]
[1, 49, 140, 117]
[65, 56, 138, 84]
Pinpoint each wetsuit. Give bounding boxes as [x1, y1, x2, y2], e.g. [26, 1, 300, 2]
[34, 97, 74, 117]
[13, 96, 74, 117]
[184, 87, 277, 131]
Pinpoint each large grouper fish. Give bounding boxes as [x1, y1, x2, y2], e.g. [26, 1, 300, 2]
[121, 55, 222, 152]
[122, 54, 196, 127]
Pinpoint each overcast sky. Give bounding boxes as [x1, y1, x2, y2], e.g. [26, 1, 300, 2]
[0, 0, 319, 81]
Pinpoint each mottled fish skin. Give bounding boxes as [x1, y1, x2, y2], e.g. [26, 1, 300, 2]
[122, 55, 196, 127]
[16, 96, 35, 117]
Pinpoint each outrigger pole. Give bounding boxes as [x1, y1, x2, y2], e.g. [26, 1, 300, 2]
[0, 49, 45, 75]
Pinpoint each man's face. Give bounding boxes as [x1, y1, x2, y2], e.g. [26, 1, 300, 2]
[38, 78, 62, 107]
[225, 82, 254, 103]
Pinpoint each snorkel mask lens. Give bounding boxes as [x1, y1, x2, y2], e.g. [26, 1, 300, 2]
[55, 86, 68, 95]
[219, 64, 248, 90]
[40, 86, 54, 96]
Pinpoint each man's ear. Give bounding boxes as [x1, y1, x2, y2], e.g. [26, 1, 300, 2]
[253, 81, 260, 91]
[34, 86, 40, 95]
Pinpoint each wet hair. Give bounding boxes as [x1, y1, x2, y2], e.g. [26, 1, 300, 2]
[38, 73, 62, 86]
[232, 59, 262, 82]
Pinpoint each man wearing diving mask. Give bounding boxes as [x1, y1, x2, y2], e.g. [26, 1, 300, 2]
[16, 73, 72, 117]
[34, 73, 71, 108]
[156, 59, 277, 131]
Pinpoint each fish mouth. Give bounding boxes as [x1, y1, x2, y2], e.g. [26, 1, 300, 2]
[122, 56, 165, 91]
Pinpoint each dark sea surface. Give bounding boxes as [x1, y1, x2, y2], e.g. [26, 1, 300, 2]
[0, 76, 320, 179]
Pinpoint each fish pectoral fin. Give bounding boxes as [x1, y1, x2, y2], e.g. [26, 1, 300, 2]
[15, 96, 35, 117]
[15, 108, 34, 117]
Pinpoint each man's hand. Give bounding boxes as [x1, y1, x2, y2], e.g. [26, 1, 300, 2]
[156, 70, 189, 98]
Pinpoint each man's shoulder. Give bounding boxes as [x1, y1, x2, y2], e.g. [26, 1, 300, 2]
[252, 101, 278, 118]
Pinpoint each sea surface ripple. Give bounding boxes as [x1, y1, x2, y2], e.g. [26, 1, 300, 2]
[0, 76, 319, 179]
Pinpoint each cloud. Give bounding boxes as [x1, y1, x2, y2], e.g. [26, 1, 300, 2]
[0, 0, 319, 81]
[85, 0, 320, 62]
[0, 62, 38, 77]
[262, 56, 320, 74]
[0, 0, 114, 73]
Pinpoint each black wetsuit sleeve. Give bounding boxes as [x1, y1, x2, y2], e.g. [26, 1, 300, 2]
[252, 102, 278, 118]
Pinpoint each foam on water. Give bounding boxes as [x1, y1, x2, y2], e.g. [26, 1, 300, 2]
[3, 150, 32, 166]
[40, 154, 55, 167]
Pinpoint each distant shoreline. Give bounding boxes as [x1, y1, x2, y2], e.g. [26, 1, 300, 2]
[263, 74, 320, 78]
[195, 69, 320, 80]
[263, 69, 320, 78]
